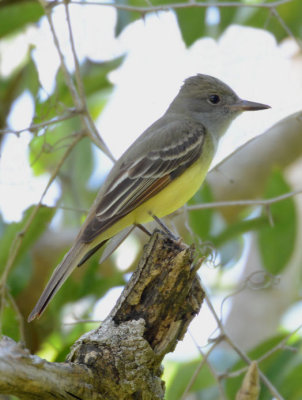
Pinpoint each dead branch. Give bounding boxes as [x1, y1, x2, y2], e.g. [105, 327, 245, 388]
[0, 231, 204, 399]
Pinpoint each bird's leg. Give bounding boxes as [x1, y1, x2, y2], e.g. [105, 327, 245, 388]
[135, 223, 152, 236]
[149, 212, 179, 241]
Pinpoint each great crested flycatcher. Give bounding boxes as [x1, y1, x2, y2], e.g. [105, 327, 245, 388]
[28, 74, 270, 322]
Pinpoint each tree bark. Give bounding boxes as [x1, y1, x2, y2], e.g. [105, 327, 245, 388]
[0, 231, 204, 399]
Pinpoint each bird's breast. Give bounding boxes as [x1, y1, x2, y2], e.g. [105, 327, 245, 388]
[134, 132, 216, 222]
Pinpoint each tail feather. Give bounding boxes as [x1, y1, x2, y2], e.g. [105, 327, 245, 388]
[28, 241, 86, 322]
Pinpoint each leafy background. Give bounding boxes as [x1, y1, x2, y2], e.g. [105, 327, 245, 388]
[0, 0, 302, 399]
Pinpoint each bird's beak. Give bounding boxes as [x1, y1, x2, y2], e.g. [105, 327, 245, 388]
[230, 99, 271, 111]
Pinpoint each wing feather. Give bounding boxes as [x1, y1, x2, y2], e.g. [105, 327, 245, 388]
[81, 123, 206, 243]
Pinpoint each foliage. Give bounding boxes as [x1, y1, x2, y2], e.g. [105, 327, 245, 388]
[258, 169, 296, 274]
[225, 334, 302, 400]
[0, 1, 43, 38]
[0, 0, 301, 399]
[115, 0, 302, 46]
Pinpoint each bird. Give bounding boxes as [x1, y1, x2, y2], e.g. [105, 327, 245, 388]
[28, 74, 270, 322]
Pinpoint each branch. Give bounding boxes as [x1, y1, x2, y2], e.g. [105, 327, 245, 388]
[0, 231, 204, 399]
[206, 111, 302, 221]
[109, 230, 203, 355]
[39, 0, 115, 161]
[181, 337, 225, 400]
[68, 0, 294, 12]
[256, 323, 302, 364]
[0, 108, 82, 136]
[0, 336, 93, 400]
[270, 7, 302, 51]
[63, 1, 115, 159]
[67, 0, 301, 59]
[186, 189, 302, 211]
[203, 292, 285, 400]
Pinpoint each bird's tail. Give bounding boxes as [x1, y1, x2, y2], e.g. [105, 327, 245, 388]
[28, 241, 87, 322]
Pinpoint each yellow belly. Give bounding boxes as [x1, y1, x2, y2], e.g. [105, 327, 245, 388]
[96, 134, 215, 242]
[134, 157, 207, 220]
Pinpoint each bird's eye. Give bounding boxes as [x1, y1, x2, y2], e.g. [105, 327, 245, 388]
[208, 94, 221, 105]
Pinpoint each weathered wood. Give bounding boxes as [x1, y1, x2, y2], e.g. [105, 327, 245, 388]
[0, 231, 204, 399]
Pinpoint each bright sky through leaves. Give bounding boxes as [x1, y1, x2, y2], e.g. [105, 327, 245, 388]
[0, 5, 301, 222]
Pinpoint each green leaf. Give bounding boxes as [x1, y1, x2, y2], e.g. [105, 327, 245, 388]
[78, 253, 125, 298]
[0, 205, 55, 277]
[8, 253, 33, 297]
[209, 216, 267, 268]
[0, 1, 44, 38]
[188, 182, 213, 240]
[81, 57, 125, 97]
[276, 0, 302, 40]
[22, 54, 40, 98]
[115, 0, 206, 45]
[258, 169, 296, 274]
[164, 358, 216, 400]
[226, 334, 301, 400]
[212, 216, 267, 248]
[34, 56, 124, 124]
[281, 361, 302, 400]
[59, 137, 95, 227]
[218, 3, 238, 36]
[29, 120, 81, 175]
[66, 137, 94, 196]
[113, 0, 302, 44]
[115, 0, 143, 37]
[0, 52, 39, 128]
[44, 250, 125, 327]
[175, 7, 206, 47]
[1, 306, 22, 342]
[114, 0, 181, 38]
[234, 0, 302, 42]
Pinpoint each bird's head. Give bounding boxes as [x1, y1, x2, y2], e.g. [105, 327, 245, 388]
[168, 74, 270, 137]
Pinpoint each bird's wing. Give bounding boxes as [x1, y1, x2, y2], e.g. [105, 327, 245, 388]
[81, 122, 206, 243]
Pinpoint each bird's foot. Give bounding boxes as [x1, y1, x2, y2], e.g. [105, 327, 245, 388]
[149, 212, 180, 242]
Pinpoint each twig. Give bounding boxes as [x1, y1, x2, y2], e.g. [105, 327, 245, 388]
[220, 365, 249, 379]
[63, 0, 113, 159]
[39, 0, 80, 104]
[68, 0, 294, 12]
[186, 189, 302, 211]
[271, 7, 302, 52]
[64, 0, 86, 102]
[39, 0, 115, 161]
[203, 290, 285, 400]
[0, 108, 81, 136]
[220, 271, 279, 324]
[181, 336, 225, 400]
[67, 0, 301, 60]
[256, 323, 302, 364]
